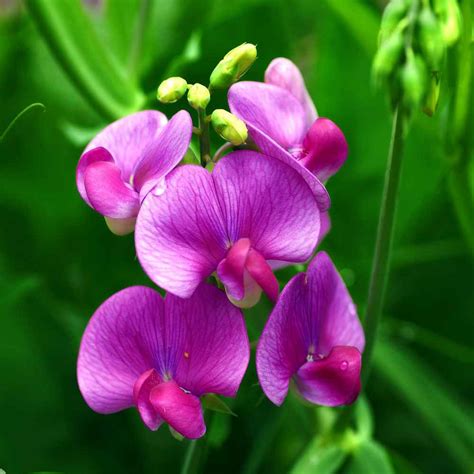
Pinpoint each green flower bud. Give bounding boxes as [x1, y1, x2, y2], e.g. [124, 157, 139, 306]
[418, 6, 445, 69]
[423, 72, 441, 117]
[401, 50, 428, 109]
[209, 43, 257, 89]
[211, 109, 248, 146]
[187, 83, 211, 110]
[373, 29, 405, 81]
[434, 0, 461, 46]
[378, 0, 409, 45]
[157, 77, 188, 103]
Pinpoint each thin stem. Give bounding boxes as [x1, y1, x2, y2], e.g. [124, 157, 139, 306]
[0, 103, 45, 142]
[361, 105, 406, 386]
[180, 439, 197, 474]
[198, 109, 211, 164]
[213, 142, 234, 162]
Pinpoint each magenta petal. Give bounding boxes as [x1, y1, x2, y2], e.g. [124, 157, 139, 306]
[256, 251, 364, 406]
[217, 238, 251, 301]
[213, 151, 321, 262]
[296, 346, 362, 406]
[246, 248, 279, 302]
[317, 211, 331, 246]
[228, 81, 307, 148]
[168, 284, 250, 397]
[265, 57, 317, 127]
[300, 118, 348, 182]
[150, 380, 205, 439]
[132, 110, 193, 193]
[84, 110, 168, 182]
[84, 161, 139, 218]
[77, 147, 113, 207]
[134, 369, 163, 431]
[77, 286, 165, 414]
[136, 165, 228, 298]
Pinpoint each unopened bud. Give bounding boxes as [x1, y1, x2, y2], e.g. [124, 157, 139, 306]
[401, 50, 428, 109]
[209, 43, 257, 89]
[211, 109, 248, 146]
[373, 30, 405, 81]
[423, 72, 441, 117]
[378, 0, 408, 44]
[418, 7, 445, 69]
[157, 77, 188, 103]
[187, 83, 211, 110]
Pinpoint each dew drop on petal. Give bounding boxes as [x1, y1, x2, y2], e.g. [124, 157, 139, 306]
[340, 361, 348, 371]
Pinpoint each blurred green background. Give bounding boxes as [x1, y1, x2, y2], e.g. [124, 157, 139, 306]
[0, 0, 472, 473]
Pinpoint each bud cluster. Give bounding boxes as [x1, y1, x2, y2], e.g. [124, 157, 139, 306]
[373, 0, 462, 115]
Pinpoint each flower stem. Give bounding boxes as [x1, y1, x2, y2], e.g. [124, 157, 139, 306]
[198, 109, 211, 165]
[361, 105, 406, 386]
[180, 439, 197, 474]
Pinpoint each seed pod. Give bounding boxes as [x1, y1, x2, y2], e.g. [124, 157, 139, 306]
[373, 29, 405, 81]
[401, 50, 428, 109]
[418, 6, 445, 69]
[422, 72, 441, 117]
[209, 43, 257, 89]
[211, 109, 248, 146]
[157, 77, 188, 103]
[378, 0, 409, 45]
[187, 83, 211, 110]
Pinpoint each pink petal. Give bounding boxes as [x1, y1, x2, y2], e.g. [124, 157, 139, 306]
[246, 248, 279, 302]
[300, 118, 348, 182]
[265, 57, 317, 127]
[150, 380, 206, 439]
[295, 346, 362, 406]
[133, 369, 163, 431]
[84, 161, 139, 218]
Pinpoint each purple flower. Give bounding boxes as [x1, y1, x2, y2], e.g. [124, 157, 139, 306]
[76, 110, 192, 235]
[228, 58, 348, 211]
[135, 150, 322, 307]
[77, 284, 249, 438]
[257, 252, 365, 407]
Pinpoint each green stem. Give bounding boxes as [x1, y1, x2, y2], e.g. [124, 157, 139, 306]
[180, 439, 197, 474]
[198, 109, 211, 164]
[361, 105, 406, 386]
[0, 103, 45, 142]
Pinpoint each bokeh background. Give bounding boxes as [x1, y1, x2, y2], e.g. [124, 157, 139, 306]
[0, 0, 472, 473]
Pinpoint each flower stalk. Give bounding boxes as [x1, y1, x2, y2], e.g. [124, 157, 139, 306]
[198, 108, 211, 164]
[180, 439, 198, 474]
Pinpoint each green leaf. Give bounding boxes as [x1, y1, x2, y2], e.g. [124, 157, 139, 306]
[163, 30, 202, 78]
[374, 339, 474, 471]
[25, 0, 145, 120]
[346, 439, 395, 474]
[290, 440, 347, 474]
[354, 396, 373, 440]
[60, 120, 106, 147]
[169, 426, 184, 442]
[202, 394, 236, 416]
[207, 414, 231, 448]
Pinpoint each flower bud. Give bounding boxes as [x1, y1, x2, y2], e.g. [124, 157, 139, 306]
[418, 6, 445, 69]
[209, 43, 257, 89]
[434, 0, 461, 46]
[401, 50, 428, 109]
[157, 77, 188, 103]
[423, 72, 441, 117]
[378, 0, 408, 45]
[187, 83, 211, 110]
[373, 29, 405, 81]
[211, 109, 248, 146]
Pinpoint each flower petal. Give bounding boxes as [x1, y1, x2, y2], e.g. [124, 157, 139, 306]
[300, 118, 348, 182]
[256, 251, 364, 406]
[84, 161, 139, 218]
[295, 346, 362, 406]
[213, 151, 321, 263]
[132, 110, 193, 193]
[77, 286, 165, 414]
[84, 110, 168, 182]
[135, 165, 228, 298]
[246, 248, 279, 302]
[150, 380, 205, 439]
[265, 57, 317, 127]
[228, 81, 307, 148]
[133, 369, 163, 431]
[167, 283, 250, 397]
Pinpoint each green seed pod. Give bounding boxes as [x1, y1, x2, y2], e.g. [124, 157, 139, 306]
[418, 6, 445, 69]
[422, 72, 441, 117]
[157, 77, 188, 103]
[378, 0, 409, 45]
[209, 43, 257, 89]
[211, 109, 248, 146]
[434, 0, 462, 46]
[187, 83, 211, 110]
[373, 29, 405, 81]
[401, 50, 428, 109]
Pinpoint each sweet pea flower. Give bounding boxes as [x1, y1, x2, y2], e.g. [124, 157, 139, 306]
[77, 284, 249, 439]
[76, 110, 192, 235]
[257, 252, 365, 407]
[135, 150, 323, 308]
